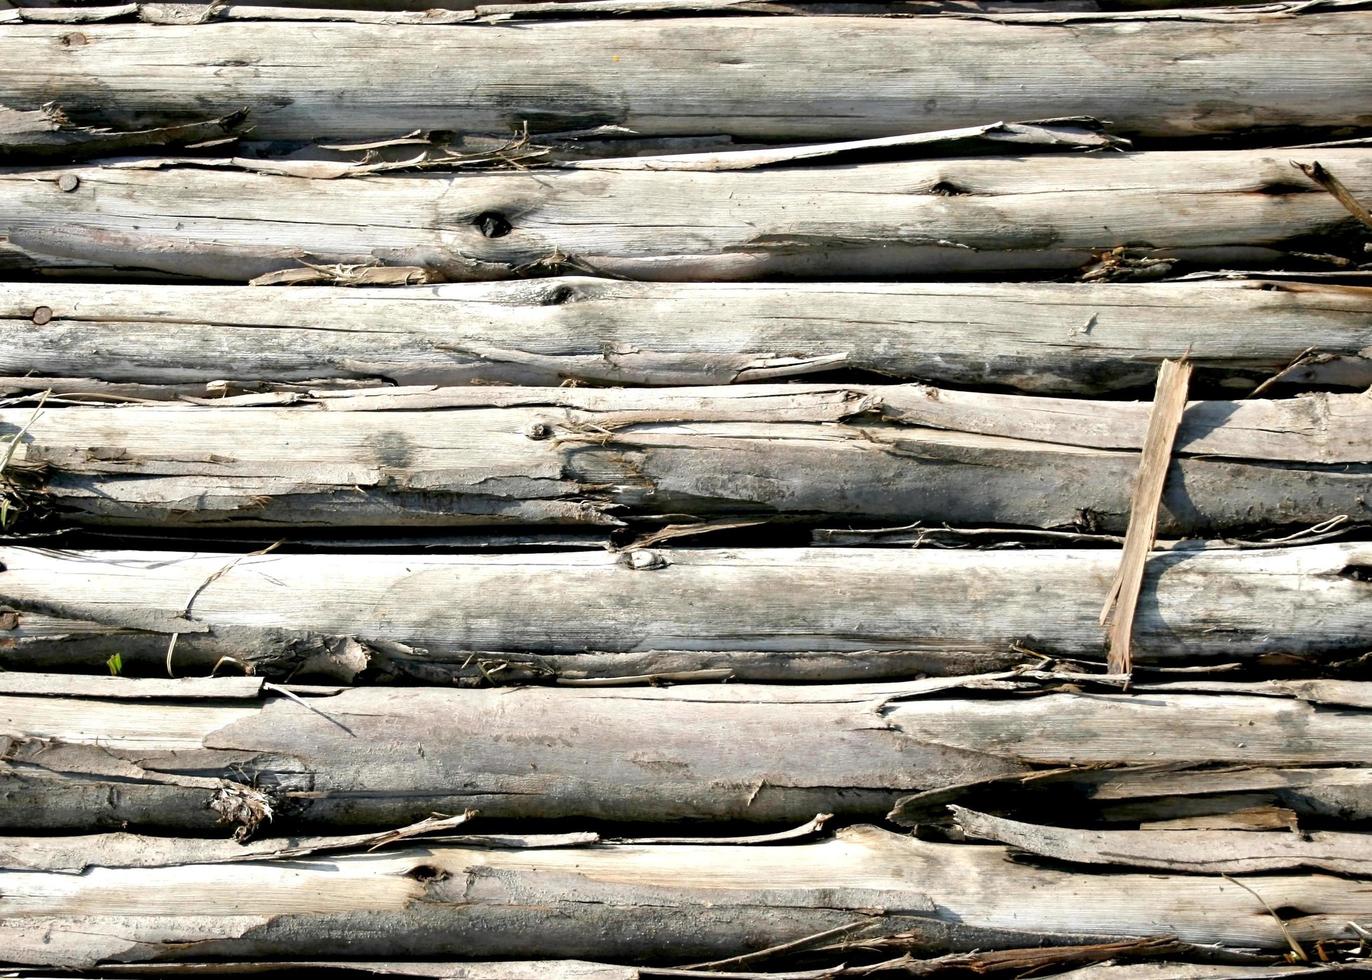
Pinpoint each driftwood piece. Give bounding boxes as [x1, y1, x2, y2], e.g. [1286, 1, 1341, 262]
[4, 149, 1372, 280]
[1, 14, 1370, 142]
[890, 763, 1372, 828]
[2, 823, 1370, 967]
[1, 384, 1368, 532]
[951, 807, 1372, 875]
[2, 279, 1369, 396]
[0, 544, 1367, 681]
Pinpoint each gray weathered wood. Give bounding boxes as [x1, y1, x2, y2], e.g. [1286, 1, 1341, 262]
[3, 674, 1371, 833]
[2, 385, 1368, 532]
[951, 806, 1372, 875]
[3, 823, 1370, 967]
[4, 149, 1372, 280]
[0, 544, 1367, 681]
[1, 13, 1370, 141]
[3, 279, 1368, 396]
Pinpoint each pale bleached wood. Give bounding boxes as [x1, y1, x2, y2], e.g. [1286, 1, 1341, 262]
[0, 544, 1367, 680]
[951, 806, 1372, 875]
[4, 149, 1372, 280]
[3, 674, 1372, 833]
[2, 384, 1368, 532]
[2, 14, 1370, 141]
[3, 824, 1369, 967]
[3, 279, 1368, 395]
[890, 765, 1372, 827]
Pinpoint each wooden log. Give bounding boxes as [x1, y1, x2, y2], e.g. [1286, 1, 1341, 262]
[3, 672, 1371, 831]
[1, 12, 1370, 142]
[4, 149, 1372, 281]
[2, 384, 1369, 533]
[0, 544, 1367, 681]
[2, 279, 1370, 396]
[3, 820, 1370, 967]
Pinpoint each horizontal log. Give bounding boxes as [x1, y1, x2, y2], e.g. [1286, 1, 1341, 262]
[4, 673, 1372, 832]
[3, 385, 1368, 532]
[21, 958, 1346, 980]
[4, 149, 1371, 281]
[3, 822, 1369, 967]
[1, 13, 1370, 142]
[0, 544, 1367, 681]
[3, 279, 1369, 396]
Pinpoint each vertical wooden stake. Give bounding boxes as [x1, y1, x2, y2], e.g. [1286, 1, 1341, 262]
[1099, 357, 1193, 677]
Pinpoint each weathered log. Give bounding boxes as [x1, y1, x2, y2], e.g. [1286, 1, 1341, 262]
[2, 279, 1370, 396]
[2, 384, 1368, 532]
[3, 278, 1369, 394]
[3, 820, 1370, 967]
[0, 544, 1367, 681]
[1, 12, 1370, 142]
[7, 672, 1372, 830]
[4, 149, 1372, 280]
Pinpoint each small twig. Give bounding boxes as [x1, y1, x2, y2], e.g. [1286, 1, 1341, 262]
[1246, 346, 1319, 399]
[181, 539, 285, 620]
[1221, 874, 1308, 962]
[1293, 159, 1372, 228]
[263, 682, 356, 737]
[0, 388, 48, 475]
[681, 921, 875, 971]
[167, 540, 284, 678]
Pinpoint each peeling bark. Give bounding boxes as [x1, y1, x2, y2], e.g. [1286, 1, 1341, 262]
[1, 14, 1370, 142]
[3, 278, 1369, 396]
[0, 104, 247, 161]
[0, 544, 1368, 680]
[4, 149, 1372, 280]
[1, 384, 1367, 532]
[952, 806, 1372, 875]
[2, 823, 1370, 967]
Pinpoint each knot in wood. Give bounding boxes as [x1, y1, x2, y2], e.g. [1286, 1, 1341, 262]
[474, 211, 513, 239]
[624, 549, 669, 571]
[523, 420, 553, 441]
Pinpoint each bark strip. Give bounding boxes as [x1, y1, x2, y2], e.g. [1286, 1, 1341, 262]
[4, 149, 1372, 281]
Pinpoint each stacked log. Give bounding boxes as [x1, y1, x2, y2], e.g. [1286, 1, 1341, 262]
[1, 2, 1371, 978]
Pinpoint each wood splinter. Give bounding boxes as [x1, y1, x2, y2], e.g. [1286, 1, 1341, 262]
[1100, 357, 1193, 677]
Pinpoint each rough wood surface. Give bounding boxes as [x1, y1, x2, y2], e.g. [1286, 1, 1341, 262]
[1, 13, 1370, 141]
[3, 822, 1370, 967]
[951, 806, 1372, 875]
[3, 279, 1369, 396]
[4, 149, 1372, 281]
[0, 544, 1367, 681]
[3, 674, 1371, 830]
[1100, 358, 1192, 674]
[2, 384, 1368, 533]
